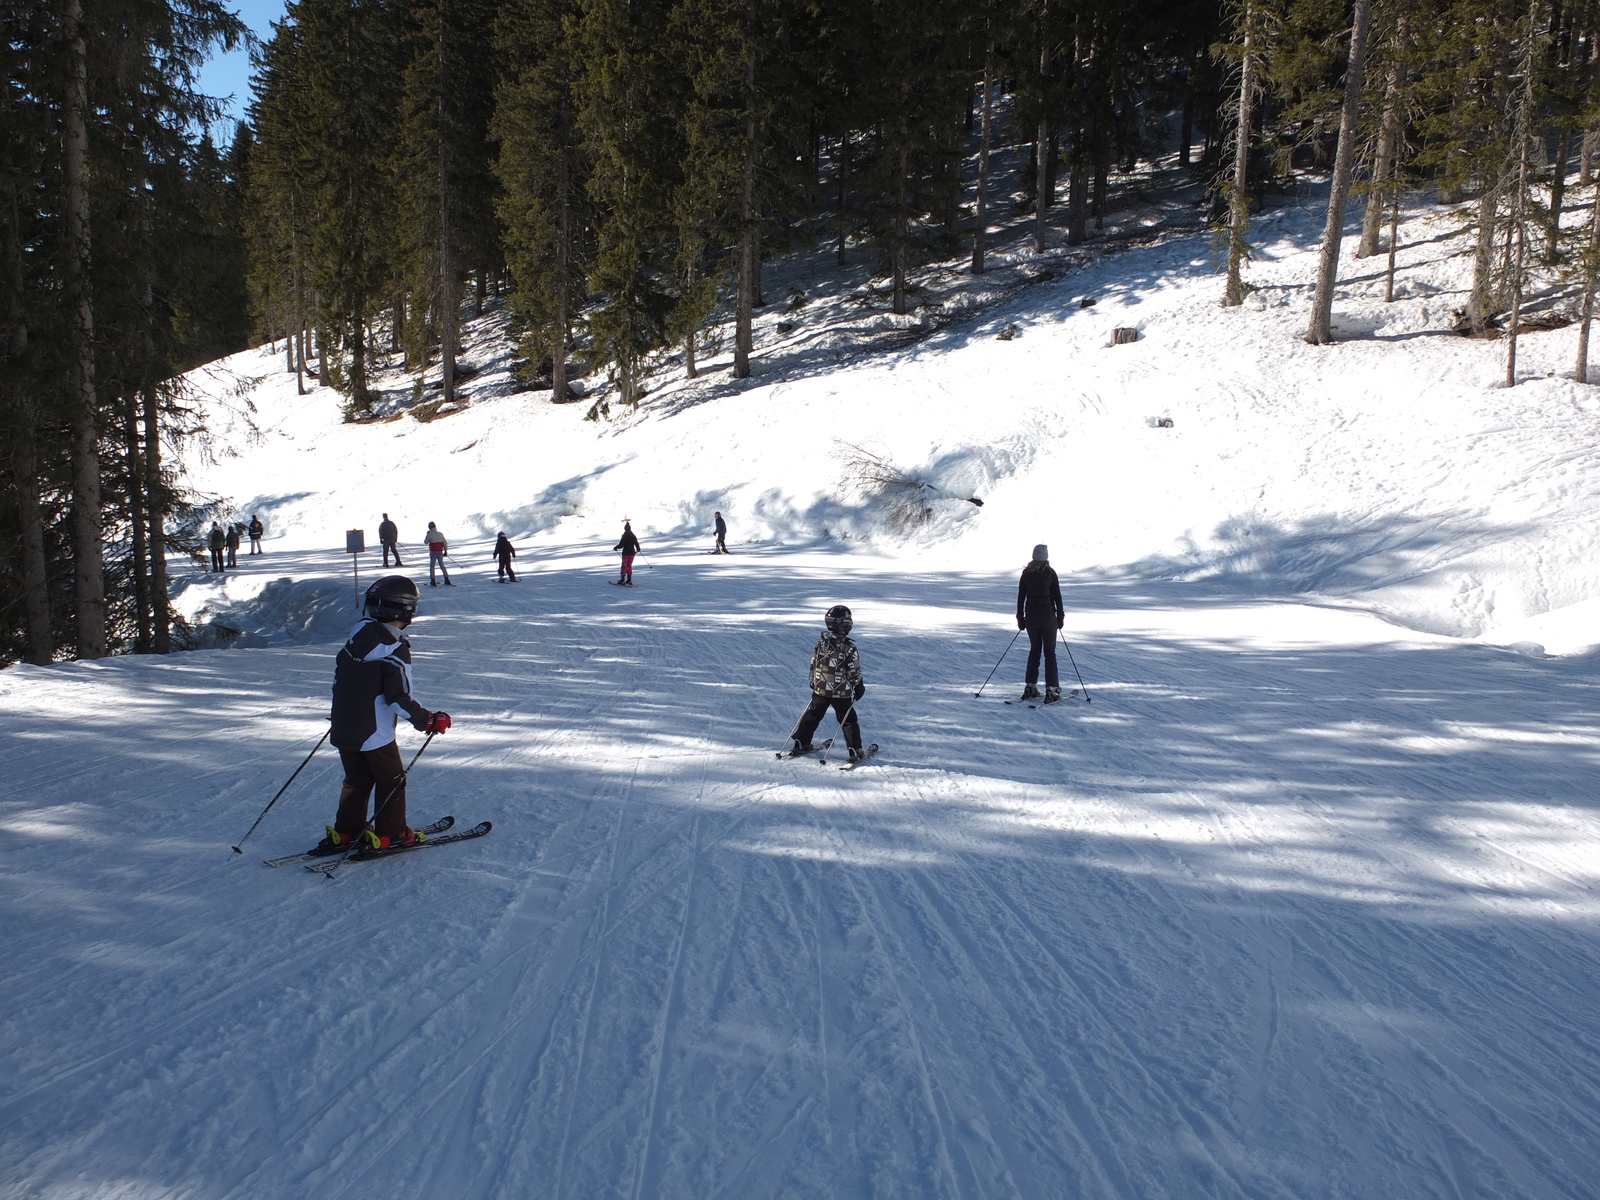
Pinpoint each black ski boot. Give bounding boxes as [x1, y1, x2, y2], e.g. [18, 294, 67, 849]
[1019, 684, 1041, 701]
[1044, 686, 1062, 703]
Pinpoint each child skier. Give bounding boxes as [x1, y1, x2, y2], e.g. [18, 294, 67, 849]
[493, 532, 518, 581]
[1016, 543, 1065, 702]
[317, 575, 451, 852]
[613, 520, 640, 585]
[788, 605, 869, 762]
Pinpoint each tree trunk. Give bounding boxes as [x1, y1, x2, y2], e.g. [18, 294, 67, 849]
[1469, 178, 1499, 332]
[1505, 2, 1537, 387]
[552, 149, 571, 402]
[1180, 93, 1193, 167]
[318, 327, 332, 387]
[735, 39, 760, 380]
[474, 268, 485, 318]
[391, 293, 403, 352]
[1307, 0, 1374, 345]
[836, 130, 849, 265]
[893, 138, 909, 314]
[972, 52, 993, 274]
[14, 424, 53, 664]
[1092, 157, 1108, 230]
[684, 258, 698, 379]
[1066, 150, 1088, 245]
[1358, 32, 1405, 258]
[62, 0, 105, 658]
[1581, 128, 1596, 185]
[124, 394, 151, 652]
[142, 386, 170, 653]
[1577, 182, 1600, 382]
[1033, 115, 1050, 252]
[1384, 179, 1401, 301]
[1224, 1, 1257, 307]
[1548, 129, 1570, 262]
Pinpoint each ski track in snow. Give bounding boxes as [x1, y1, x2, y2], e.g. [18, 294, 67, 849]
[4, 543, 1600, 1200]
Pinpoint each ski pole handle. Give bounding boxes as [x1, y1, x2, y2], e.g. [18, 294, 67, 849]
[231, 728, 330, 853]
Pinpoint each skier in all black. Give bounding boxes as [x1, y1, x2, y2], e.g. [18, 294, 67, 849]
[493, 532, 518, 581]
[247, 515, 264, 554]
[613, 521, 640, 585]
[316, 575, 451, 853]
[1016, 543, 1065, 702]
[713, 511, 728, 554]
[378, 513, 402, 567]
[788, 605, 868, 762]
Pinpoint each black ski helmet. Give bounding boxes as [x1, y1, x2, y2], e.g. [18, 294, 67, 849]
[364, 575, 420, 625]
[824, 604, 853, 635]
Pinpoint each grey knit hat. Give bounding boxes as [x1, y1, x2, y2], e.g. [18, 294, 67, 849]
[1032, 544, 1049, 561]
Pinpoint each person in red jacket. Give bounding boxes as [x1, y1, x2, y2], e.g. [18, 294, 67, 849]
[424, 521, 453, 587]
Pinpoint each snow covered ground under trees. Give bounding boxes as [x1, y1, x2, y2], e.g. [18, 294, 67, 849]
[4, 194, 1600, 1199]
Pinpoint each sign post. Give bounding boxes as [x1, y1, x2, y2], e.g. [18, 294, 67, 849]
[346, 529, 366, 608]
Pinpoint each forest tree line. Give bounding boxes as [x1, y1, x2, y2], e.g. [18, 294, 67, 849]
[4, 0, 1600, 666]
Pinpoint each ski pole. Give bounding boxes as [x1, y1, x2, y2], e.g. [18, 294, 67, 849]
[819, 701, 858, 765]
[973, 629, 1022, 698]
[231, 728, 329, 854]
[320, 731, 436, 875]
[1060, 629, 1090, 702]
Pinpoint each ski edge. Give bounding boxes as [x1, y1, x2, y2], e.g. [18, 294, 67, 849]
[264, 816, 455, 867]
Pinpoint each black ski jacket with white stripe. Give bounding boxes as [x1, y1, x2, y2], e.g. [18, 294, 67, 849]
[330, 619, 431, 751]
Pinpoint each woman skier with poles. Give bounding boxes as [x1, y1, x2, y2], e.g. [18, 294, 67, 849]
[1017, 544, 1065, 703]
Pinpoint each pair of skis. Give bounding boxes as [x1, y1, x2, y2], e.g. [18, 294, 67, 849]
[776, 741, 880, 769]
[1003, 689, 1080, 709]
[263, 815, 493, 876]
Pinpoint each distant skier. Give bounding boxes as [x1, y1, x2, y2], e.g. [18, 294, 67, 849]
[424, 521, 452, 587]
[225, 523, 241, 568]
[315, 575, 451, 853]
[613, 520, 640, 585]
[1016, 543, 1065, 702]
[247, 515, 264, 554]
[378, 513, 402, 567]
[208, 522, 225, 572]
[713, 511, 728, 554]
[788, 605, 868, 762]
[493, 532, 518, 582]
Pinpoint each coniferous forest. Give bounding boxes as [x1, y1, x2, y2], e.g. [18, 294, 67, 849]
[5, 0, 1600, 666]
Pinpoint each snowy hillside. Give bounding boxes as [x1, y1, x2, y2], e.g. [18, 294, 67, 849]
[4, 192, 1600, 1199]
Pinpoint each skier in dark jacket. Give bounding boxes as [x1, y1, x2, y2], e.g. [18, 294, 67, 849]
[208, 522, 226, 572]
[225, 523, 242, 567]
[613, 521, 640, 585]
[713, 511, 728, 554]
[1016, 543, 1065, 702]
[247, 515, 264, 554]
[492, 532, 518, 581]
[318, 575, 451, 852]
[378, 513, 402, 567]
[788, 605, 868, 761]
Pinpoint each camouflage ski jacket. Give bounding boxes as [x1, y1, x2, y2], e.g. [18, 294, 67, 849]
[809, 631, 863, 698]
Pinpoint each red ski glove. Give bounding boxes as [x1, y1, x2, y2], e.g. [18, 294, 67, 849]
[425, 711, 452, 734]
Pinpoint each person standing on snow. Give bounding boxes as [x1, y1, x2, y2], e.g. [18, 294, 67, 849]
[247, 515, 264, 554]
[613, 520, 640, 585]
[378, 513, 402, 567]
[315, 575, 451, 853]
[424, 521, 452, 587]
[208, 522, 226, 572]
[225, 522, 242, 568]
[492, 532, 518, 582]
[788, 605, 869, 762]
[1016, 543, 1065, 702]
[713, 511, 728, 554]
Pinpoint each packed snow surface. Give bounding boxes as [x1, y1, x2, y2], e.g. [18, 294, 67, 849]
[4, 198, 1600, 1199]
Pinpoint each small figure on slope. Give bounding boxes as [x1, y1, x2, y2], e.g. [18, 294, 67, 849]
[789, 605, 869, 762]
[424, 521, 453, 587]
[614, 520, 640, 585]
[316, 575, 451, 853]
[713, 511, 728, 554]
[493, 532, 518, 582]
[379, 512, 403, 567]
[1016, 543, 1065, 702]
[247, 514, 264, 554]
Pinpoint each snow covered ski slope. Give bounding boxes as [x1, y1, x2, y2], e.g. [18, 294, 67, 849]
[4, 198, 1600, 1198]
